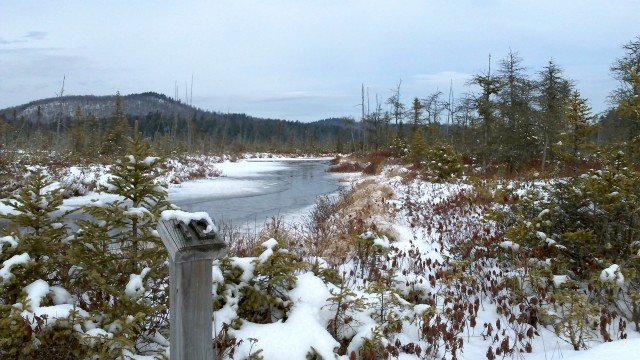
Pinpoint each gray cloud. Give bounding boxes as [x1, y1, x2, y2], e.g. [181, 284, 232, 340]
[255, 91, 342, 104]
[24, 31, 47, 40]
[0, 48, 89, 76]
[0, 1, 638, 120]
[0, 31, 47, 45]
[0, 46, 103, 104]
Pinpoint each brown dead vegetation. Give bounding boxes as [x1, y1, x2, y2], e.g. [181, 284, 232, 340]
[303, 179, 397, 264]
[329, 150, 394, 175]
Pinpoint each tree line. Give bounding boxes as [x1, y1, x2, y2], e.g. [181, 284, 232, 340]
[361, 36, 640, 173]
[0, 92, 364, 160]
[1, 36, 639, 172]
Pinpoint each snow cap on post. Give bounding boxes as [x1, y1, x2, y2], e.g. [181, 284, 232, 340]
[158, 210, 225, 263]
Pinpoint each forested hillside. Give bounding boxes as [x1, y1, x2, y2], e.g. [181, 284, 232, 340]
[0, 92, 197, 122]
[0, 91, 363, 155]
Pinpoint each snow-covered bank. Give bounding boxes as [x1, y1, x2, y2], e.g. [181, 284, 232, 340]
[0, 153, 345, 358]
[205, 165, 640, 360]
[2, 153, 638, 359]
[0, 157, 337, 218]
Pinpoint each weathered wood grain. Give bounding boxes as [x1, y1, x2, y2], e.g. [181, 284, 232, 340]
[158, 218, 226, 360]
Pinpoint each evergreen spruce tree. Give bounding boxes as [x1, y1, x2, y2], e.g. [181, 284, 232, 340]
[70, 105, 85, 154]
[238, 239, 306, 324]
[0, 169, 79, 357]
[425, 142, 464, 181]
[557, 90, 598, 172]
[409, 97, 423, 134]
[535, 60, 572, 172]
[469, 57, 502, 166]
[0, 169, 72, 300]
[495, 51, 537, 168]
[69, 122, 170, 355]
[610, 35, 640, 104]
[101, 92, 131, 157]
[408, 129, 428, 166]
[617, 68, 640, 159]
[84, 113, 101, 158]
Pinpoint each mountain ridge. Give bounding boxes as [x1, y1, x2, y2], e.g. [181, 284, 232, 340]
[0, 92, 206, 123]
[0, 92, 359, 129]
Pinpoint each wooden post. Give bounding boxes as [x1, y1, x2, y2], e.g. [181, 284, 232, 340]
[158, 217, 226, 360]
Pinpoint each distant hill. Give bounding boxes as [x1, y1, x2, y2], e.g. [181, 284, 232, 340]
[313, 117, 359, 128]
[0, 92, 370, 153]
[0, 92, 362, 129]
[0, 92, 200, 123]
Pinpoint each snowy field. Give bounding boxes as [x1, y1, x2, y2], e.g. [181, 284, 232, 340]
[1, 156, 639, 359]
[208, 168, 640, 360]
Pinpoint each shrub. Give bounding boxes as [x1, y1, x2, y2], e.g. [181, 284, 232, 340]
[237, 239, 307, 323]
[424, 142, 464, 181]
[329, 161, 365, 173]
[492, 148, 640, 344]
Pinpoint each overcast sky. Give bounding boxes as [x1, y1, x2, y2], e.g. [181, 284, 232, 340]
[1, 1, 638, 122]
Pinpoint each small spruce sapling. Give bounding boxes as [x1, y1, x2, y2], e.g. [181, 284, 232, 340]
[425, 141, 464, 181]
[0, 169, 73, 300]
[69, 123, 171, 356]
[238, 238, 306, 324]
[325, 273, 367, 342]
[543, 282, 600, 350]
[0, 169, 80, 356]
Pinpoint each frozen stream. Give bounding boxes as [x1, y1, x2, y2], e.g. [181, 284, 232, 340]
[0, 158, 346, 232]
[168, 159, 345, 228]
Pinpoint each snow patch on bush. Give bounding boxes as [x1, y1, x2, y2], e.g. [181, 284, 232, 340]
[0, 253, 30, 282]
[0, 235, 18, 253]
[125, 267, 151, 299]
[24, 279, 50, 309]
[600, 264, 624, 286]
[499, 241, 520, 251]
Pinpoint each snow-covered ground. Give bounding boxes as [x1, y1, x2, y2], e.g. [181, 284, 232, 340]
[0, 157, 336, 219]
[2, 156, 639, 359]
[207, 166, 640, 360]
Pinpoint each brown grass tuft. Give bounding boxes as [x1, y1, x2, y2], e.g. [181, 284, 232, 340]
[311, 180, 397, 263]
[329, 161, 365, 173]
